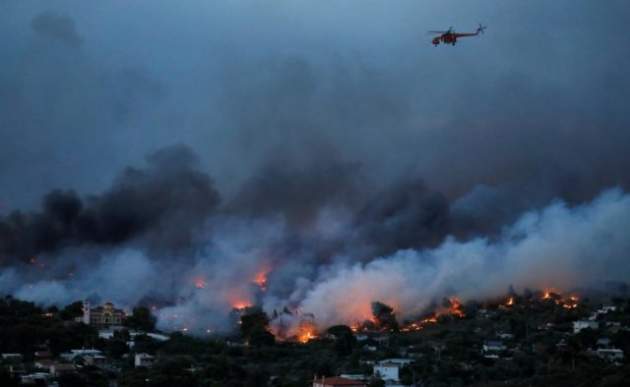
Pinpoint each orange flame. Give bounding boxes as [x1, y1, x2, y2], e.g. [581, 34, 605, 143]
[296, 320, 318, 343]
[254, 270, 269, 290]
[442, 296, 465, 318]
[506, 297, 514, 306]
[194, 277, 207, 289]
[232, 301, 251, 310]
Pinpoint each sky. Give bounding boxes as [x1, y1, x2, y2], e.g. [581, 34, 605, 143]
[1, 0, 629, 209]
[1, 1, 630, 333]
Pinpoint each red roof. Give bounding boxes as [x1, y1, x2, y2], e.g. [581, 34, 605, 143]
[314, 376, 366, 386]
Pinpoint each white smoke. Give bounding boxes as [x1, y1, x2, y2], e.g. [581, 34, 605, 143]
[296, 188, 630, 327]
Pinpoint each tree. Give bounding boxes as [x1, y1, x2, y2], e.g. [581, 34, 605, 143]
[326, 325, 356, 355]
[125, 306, 156, 331]
[60, 301, 84, 321]
[239, 308, 274, 346]
[371, 301, 399, 332]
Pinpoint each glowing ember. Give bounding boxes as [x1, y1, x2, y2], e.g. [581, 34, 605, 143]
[194, 278, 207, 289]
[253, 270, 269, 290]
[232, 301, 251, 310]
[296, 319, 318, 343]
[446, 297, 465, 318]
[562, 295, 579, 309]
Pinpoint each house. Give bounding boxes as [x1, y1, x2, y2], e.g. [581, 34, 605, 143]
[84, 354, 108, 367]
[34, 359, 56, 370]
[20, 372, 51, 385]
[1, 353, 23, 362]
[379, 358, 413, 366]
[596, 337, 611, 349]
[60, 348, 103, 361]
[482, 340, 507, 358]
[596, 348, 624, 362]
[50, 363, 76, 377]
[597, 305, 617, 314]
[82, 301, 126, 327]
[34, 350, 52, 359]
[134, 353, 155, 368]
[313, 376, 366, 387]
[573, 320, 599, 334]
[374, 362, 400, 382]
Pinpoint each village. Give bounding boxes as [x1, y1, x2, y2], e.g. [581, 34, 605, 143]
[1, 286, 629, 387]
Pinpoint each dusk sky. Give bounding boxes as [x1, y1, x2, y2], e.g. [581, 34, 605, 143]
[2, 1, 629, 210]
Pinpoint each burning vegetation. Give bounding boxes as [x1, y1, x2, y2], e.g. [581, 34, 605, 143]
[400, 296, 466, 333]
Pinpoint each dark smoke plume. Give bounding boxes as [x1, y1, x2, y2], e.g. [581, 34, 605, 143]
[0, 145, 219, 263]
[31, 11, 83, 48]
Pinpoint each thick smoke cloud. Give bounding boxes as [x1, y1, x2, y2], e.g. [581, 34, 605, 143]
[1, 1, 630, 334]
[297, 188, 630, 328]
[31, 11, 82, 47]
[0, 145, 219, 262]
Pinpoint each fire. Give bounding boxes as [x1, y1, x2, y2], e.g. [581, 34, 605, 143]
[401, 297, 464, 332]
[194, 277, 207, 289]
[542, 289, 555, 300]
[296, 319, 318, 343]
[297, 327, 317, 343]
[253, 270, 269, 290]
[562, 295, 579, 309]
[445, 297, 465, 318]
[232, 301, 251, 310]
[506, 297, 514, 306]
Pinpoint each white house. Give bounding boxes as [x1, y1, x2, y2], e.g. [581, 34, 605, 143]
[482, 341, 507, 358]
[374, 362, 400, 382]
[134, 353, 155, 368]
[1, 353, 23, 362]
[380, 358, 413, 366]
[60, 348, 102, 361]
[573, 320, 599, 334]
[596, 348, 624, 362]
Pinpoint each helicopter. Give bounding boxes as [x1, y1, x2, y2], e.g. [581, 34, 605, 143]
[429, 24, 486, 46]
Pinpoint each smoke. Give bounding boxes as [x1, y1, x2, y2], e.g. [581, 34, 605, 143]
[31, 11, 83, 47]
[0, 144, 219, 262]
[297, 188, 630, 328]
[1, 143, 630, 334]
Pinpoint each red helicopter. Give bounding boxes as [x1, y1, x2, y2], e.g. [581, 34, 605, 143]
[429, 24, 486, 46]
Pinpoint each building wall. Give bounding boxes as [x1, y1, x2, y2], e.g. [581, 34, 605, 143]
[374, 364, 399, 381]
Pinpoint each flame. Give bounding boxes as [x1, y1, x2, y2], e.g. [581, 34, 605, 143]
[297, 328, 317, 343]
[562, 295, 579, 309]
[194, 277, 207, 289]
[446, 297, 465, 318]
[296, 320, 318, 343]
[253, 270, 269, 290]
[401, 296, 464, 332]
[542, 289, 554, 300]
[232, 301, 251, 310]
[506, 297, 514, 306]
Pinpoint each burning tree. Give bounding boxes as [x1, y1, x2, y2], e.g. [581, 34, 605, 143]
[371, 301, 399, 332]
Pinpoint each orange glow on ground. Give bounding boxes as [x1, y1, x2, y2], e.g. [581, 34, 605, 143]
[296, 320, 318, 343]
